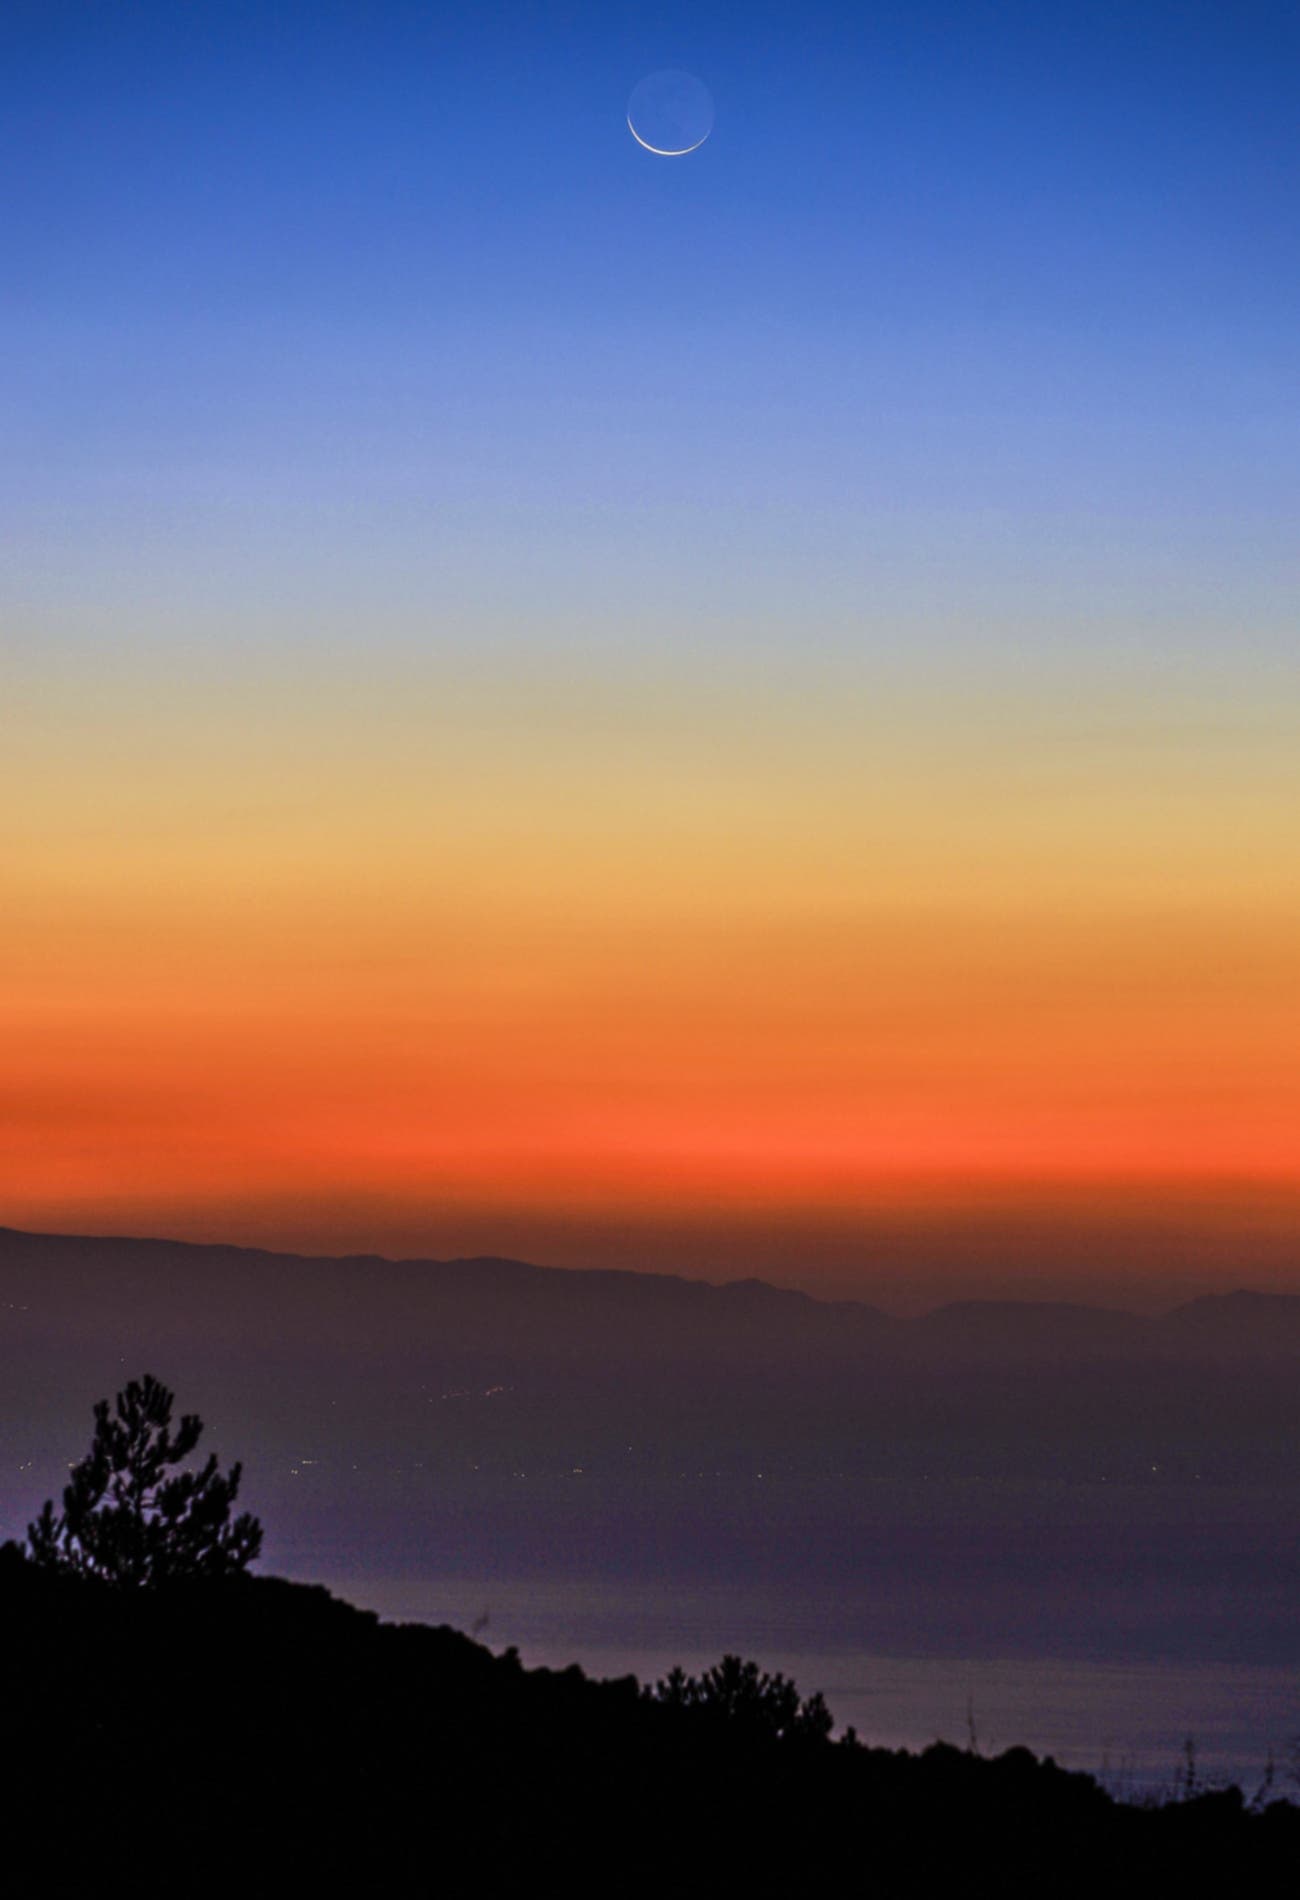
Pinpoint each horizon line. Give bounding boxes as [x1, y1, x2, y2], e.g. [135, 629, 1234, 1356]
[3, 1218, 1293, 1326]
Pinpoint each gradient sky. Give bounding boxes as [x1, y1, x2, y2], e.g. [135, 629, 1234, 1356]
[3, 0, 1298, 1304]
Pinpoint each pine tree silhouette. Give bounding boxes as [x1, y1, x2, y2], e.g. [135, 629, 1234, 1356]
[646, 1654, 833, 1742]
[27, 1374, 262, 1586]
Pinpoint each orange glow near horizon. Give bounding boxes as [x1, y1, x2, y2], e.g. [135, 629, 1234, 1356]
[4, 652, 1298, 1294]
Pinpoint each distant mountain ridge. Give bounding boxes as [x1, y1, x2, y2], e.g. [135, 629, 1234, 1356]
[2, 1222, 1296, 1350]
[6, 1223, 1300, 1661]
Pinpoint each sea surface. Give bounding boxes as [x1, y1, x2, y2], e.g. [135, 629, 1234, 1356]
[315, 1571, 1298, 1799]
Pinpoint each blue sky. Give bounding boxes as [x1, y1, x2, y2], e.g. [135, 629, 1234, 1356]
[3, 0, 1297, 671]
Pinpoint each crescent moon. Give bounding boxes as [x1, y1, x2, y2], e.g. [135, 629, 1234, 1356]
[625, 114, 710, 157]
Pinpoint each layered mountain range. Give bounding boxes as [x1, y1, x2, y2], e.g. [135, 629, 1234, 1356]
[5, 1222, 1299, 1363]
[5, 1224, 1299, 1663]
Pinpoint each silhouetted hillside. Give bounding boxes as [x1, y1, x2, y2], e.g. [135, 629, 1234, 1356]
[2, 1551, 1293, 1898]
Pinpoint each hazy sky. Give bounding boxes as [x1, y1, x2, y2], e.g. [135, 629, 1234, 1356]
[3, 0, 1298, 1298]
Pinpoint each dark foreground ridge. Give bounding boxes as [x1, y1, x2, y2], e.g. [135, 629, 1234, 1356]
[4, 1553, 1295, 1899]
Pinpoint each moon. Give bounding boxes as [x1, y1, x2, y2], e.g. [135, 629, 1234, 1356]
[626, 70, 714, 156]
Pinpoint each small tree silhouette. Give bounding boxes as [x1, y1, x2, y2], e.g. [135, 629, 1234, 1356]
[647, 1655, 833, 1743]
[26, 1374, 262, 1587]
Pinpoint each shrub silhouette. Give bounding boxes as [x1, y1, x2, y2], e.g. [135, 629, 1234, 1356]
[2, 1419, 1299, 1897]
[646, 1653, 834, 1742]
[5, 1378, 1299, 1895]
[26, 1373, 262, 1587]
